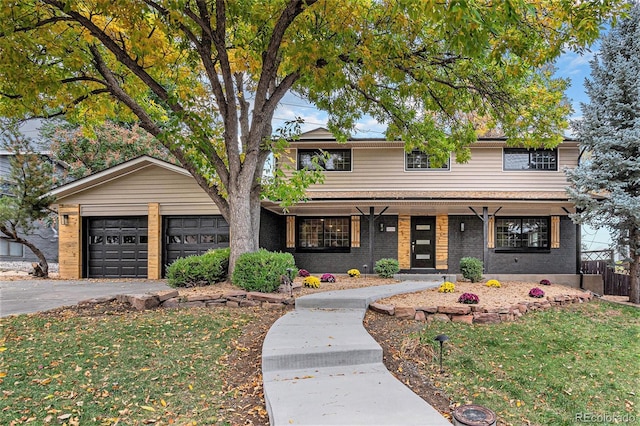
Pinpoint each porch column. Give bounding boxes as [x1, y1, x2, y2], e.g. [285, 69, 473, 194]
[398, 215, 411, 269]
[435, 215, 449, 270]
[58, 204, 82, 279]
[147, 203, 162, 279]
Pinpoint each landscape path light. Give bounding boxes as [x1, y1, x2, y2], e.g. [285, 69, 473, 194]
[434, 334, 450, 373]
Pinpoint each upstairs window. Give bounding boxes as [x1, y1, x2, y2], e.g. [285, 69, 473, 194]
[405, 150, 449, 171]
[496, 217, 549, 251]
[298, 217, 350, 251]
[503, 148, 557, 171]
[297, 149, 351, 171]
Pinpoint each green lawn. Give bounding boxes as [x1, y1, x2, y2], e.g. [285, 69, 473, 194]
[0, 308, 252, 425]
[421, 301, 640, 426]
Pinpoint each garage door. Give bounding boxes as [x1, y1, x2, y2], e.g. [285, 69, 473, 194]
[164, 215, 229, 267]
[87, 217, 148, 278]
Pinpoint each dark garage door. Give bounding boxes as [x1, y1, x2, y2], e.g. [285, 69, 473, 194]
[87, 217, 148, 278]
[164, 215, 229, 268]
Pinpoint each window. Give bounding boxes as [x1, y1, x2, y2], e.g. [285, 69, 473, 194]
[298, 149, 351, 171]
[405, 150, 449, 170]
[496, 217, 549, 251]
[503, 148, 557, 170]
[298, 217, 350, 251]
[0, 240, 24, 257]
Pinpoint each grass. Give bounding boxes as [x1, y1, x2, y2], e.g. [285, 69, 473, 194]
[420, 301, 640, 425]
[0, 308, 252, 425]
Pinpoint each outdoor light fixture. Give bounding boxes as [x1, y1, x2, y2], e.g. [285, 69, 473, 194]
[460, 222, 465, 232]
[379, 222, 385, 232]
[434, 334, 450, 373]
[362, 264, 368, 276]
[62, 214, 69, 226]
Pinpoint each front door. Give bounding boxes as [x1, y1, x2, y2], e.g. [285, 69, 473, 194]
[411, 217, 435, 268]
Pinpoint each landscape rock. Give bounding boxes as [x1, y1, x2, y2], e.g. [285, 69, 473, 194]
[127, 294, 160, 311]
[451, 315, 473, 324]
[394, 306, 416, 319]
[247, 292, 287, 303]
[438, 305, 471, 315]
[370, 303, 395, 316]
[430, 314, 451, 322]
[156, 290, 179, 302]
[414, 311, 426, 321]
[473, 313, 501, 324]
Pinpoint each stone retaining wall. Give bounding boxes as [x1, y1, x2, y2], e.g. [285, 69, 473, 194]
[79, 289, 296, 311]
[369, 292, 595, 324]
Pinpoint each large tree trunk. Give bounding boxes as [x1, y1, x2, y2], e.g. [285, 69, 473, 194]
[227, 192, 257, 277]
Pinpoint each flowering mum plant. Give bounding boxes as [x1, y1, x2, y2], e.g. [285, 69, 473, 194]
[486, 279, 501, 288]
[529, 287, 545, 298]
[303, 276, 321, 288]
[438, 282, 455, 293]
[298, 269, 310, 277]
[347, 269, 360, 278]
[458, 293, 479, 304]
[320, 273, 336, 283]
[539, 279, 551, 286]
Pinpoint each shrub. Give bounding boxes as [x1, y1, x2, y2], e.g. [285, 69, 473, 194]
[460, 257, 483, 282]
[458, 293, 479, 304]
[486, 279, 501, 288]
[303, 276, 321, 288]
[298, 269, 310, 277]
[347, 268, 360, 278]
[529, 287, 545, 298]
[166, 248, 230, 288]
[438, 281, 456, 293]
[540, 279, 551, 286]
[374, 258, 400, 278]
[320, 273, 336, 282]
[232, 249, 297, 293]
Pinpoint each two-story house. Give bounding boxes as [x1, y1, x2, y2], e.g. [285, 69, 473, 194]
[49, 128, 581, 284]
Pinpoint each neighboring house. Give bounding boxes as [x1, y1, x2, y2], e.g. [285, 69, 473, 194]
[48, 128, 581, 284]
[0, 150, 65, 263]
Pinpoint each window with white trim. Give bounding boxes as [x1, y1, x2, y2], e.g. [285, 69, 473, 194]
[503, 148, 557, 170]
[297, 149, 351, 171]
[405, 150, 449, 170]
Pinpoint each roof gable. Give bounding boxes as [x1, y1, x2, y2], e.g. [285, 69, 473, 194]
[48, 155, 190, 200]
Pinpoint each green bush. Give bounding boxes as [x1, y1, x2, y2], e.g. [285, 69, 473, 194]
[166, 248, 230, 288]
[232, 249, 297, 293]
[460, 257, 483, 282]
[374, 258, 400, 278]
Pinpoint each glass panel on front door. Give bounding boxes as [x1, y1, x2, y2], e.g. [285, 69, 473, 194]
[411, 217, 435, 268]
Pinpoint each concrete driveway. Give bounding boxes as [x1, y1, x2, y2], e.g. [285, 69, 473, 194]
[0, 279, 171, 317]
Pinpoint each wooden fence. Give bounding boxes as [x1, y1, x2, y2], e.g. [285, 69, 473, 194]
[581, 251, 630, 296]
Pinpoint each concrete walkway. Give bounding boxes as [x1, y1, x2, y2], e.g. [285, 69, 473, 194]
[262, 281, 452, 425]
[0, 279, 171, 317]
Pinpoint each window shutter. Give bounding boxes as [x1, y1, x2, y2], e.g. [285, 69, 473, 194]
[286, 216, 295, 248]
[351, 216, 360, 248]
[551, 216, 560, 248]
[487, 216, 495, 248]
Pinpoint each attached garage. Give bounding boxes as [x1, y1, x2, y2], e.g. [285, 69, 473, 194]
[86, 217, 148, 278]
[163, 215, 229, 269]
[50, 157, 228, 279]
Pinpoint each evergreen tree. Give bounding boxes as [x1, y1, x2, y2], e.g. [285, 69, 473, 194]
[567, 2, 640, 304]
